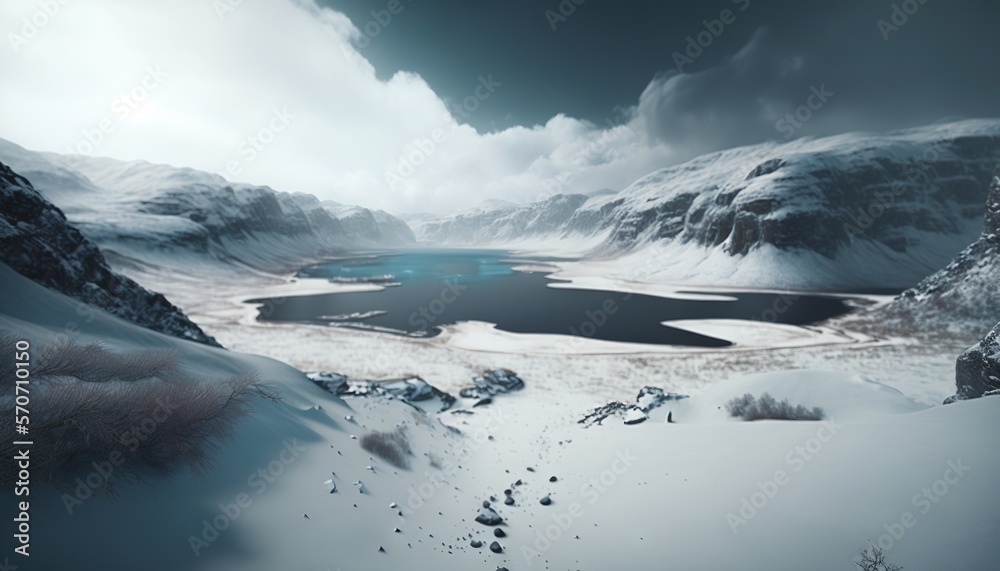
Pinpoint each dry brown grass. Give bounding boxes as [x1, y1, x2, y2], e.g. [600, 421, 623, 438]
[0, 333, 274, 492]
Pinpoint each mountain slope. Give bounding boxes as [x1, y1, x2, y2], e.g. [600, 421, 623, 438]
[0, 161, 218, 345]
[413, 120, 1000, 289]
[860, 169, 1000, 336]
[0, 138, 415, 272]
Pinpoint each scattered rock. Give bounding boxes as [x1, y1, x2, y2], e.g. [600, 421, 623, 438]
[308, 373, 456, 412]
[504, 496, 515, 506]
[471, 539, 483, 548]
[473, 397, 493, 407]
[494, 528, 506, 538]
[489, 541, 504, 554]
[549, 476, 558, 482]
[540, 495, 552, 506]
[475, 506, 503, 526]
[580, 387, 689, 426]
[459, 369, 525, 399]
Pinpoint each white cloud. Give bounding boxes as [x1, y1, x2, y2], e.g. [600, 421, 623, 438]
[0, 1, 811, 214]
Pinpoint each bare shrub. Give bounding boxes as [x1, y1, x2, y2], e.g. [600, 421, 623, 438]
[856, 541, 903, 571]
[726, 392, 825, 421]
[0, 333, 275, 493]
[360, 428, 411, 469]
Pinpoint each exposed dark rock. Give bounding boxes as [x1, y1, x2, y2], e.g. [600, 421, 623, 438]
[580, 386, 689, 426]
[494, 528, 506, 538]
[0, 161, 219, 346]
[489, 541, 503, 554]
[459, 369, 525, 399]
[475, 506, 502, 526]
[308, 373, 455, 412]
[946, 322, 1000, 403]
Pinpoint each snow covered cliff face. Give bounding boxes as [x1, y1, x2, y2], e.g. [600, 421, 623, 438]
[0, 161, 219, 346]
[0, 139, 415, 271]
[413, 120, 1000, 288]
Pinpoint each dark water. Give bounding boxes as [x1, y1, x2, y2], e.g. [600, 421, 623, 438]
[251, 249, 856, 348]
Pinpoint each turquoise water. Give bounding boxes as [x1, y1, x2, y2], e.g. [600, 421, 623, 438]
[254, 249, 854, 347]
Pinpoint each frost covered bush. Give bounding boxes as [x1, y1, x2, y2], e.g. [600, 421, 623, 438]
[360, 428, 411, 469]
[0, 334, 273, 492]
[725, 392, 825, 421]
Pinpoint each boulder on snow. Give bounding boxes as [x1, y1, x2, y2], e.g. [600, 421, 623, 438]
[475, 506, 503, 526]
[459, 369, 525, 399]
[945, 322, 1000, 403]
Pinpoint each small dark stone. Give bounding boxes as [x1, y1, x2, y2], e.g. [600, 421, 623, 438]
[471, 539, 483, 548]
[490, 541, 504, 553]
[549, 476, 558, 482]
[378, 546, 386, 553]
[482, 500, 491, 508]
[504, 496, 515, 506]
[526, 467, 535, 472]
[504, 489, 512, 496]
[494, 528, 506, 538]
[540, 495, 552, 506]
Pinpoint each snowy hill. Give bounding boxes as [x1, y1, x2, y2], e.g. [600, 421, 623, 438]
[0, 160, 217, 345]
[0, 138, 416, 272]
[413, 120, 1000, 290]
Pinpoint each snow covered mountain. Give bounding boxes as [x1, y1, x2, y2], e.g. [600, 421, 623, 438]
[0, 138, 415, 272]
[413, 120, 1000, 290]
[0, 160, 218, 345]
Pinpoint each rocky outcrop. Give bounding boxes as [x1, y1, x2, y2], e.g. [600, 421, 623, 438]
[458, 369, 525, 399]
[0, 161, 218, 346]
[870, 169, 1000, 334]
[308, 372, 456, 412]
[579, 386, 688, 426]
[945, 322, 1000, 403]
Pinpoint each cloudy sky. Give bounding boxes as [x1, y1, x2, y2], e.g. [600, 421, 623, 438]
[1, 0, 996, 214]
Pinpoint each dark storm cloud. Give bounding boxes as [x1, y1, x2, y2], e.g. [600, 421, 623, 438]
[321, 0, 999, 149]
